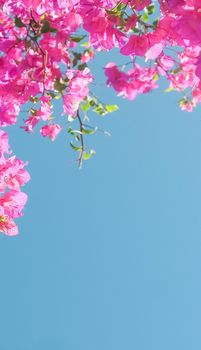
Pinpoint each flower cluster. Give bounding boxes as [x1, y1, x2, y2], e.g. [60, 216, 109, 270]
[105, 63, 158, 100]
[1, 0, 201, 235]
[0, 130, 30, 235]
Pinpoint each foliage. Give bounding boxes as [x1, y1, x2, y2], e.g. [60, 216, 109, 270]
[0, 0, 201, 235]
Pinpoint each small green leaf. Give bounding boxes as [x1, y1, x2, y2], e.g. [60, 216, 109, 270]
[72, 52, 82, 67]
[41, 20, 51, 33]
[89, 99, 97, 107]
[69, 142, 82, 151]
[141, 12, 149, 22]
[49, 27, 57, 33]
[54, 79, 66, 93]
[105, 104, 119, 113]
[152, 18, 159, 29]
[147, 4, 155, 15]
[68, 128, 80, 136]
[152, 18, 159, 28]
[15, 17, 26, 28]
[74, 52, 82, 59]
[179, 97, 189, 107]
[47, 92, 56, 98]
[29, 96, 39, 103]
[81, 101, 90, 112]
[83, 150, 96, 160]
[41, 20, 57, 33]
[77, 63, 87, 71]
[68, 127, 74, 135]
[165, 86, 174, 93]
[81, 41, 90, 47]
[54, 95, 61, 100]
[171, 67, 181, 74]
[82, 127, 95, 135]
[153, 73, 159, 81]
[93, 105, 106, 116]
[71, 35, 86, 43]
[132, 27, 140, 34]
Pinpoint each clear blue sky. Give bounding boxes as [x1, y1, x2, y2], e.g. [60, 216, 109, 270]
[1, 51, 201, 350]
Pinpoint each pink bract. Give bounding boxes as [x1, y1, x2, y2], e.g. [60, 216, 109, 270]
[1, 0, 201, 235]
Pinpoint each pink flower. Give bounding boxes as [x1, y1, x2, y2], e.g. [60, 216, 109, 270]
[40, 124, 62, 141]
[0, 215, 18, 236]
[0, 130, 30, 236]
[0, 190, 27, 219]
[125, 14, 138, 32]
[122, 0, 151, 10]
[0, 130, 10, 154]
[105, 62, 158, 100]
[120, 35, 149, 57]
[3, 158, 30, 191]
[63, 94, 80, 117]
[63, 68, 93, 116]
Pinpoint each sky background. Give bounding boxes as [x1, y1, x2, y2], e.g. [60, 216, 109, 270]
[1, 51, 201, 350]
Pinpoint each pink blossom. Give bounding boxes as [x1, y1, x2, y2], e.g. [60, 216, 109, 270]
[0, 215, 18, 236]
[120, 35, 149, 57]
[63, 94, 80, 117]
[40, 124, 62, 141]
[2, 0, 201, 235]
[105, 63, 158, 100]
[0, 190, 27, 219]
[122, 0, 151, 10]
[0, 130, 30, 235]
[0, 130, 10, 154]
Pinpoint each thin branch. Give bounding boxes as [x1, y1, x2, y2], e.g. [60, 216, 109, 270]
[76, 110, 84, 168]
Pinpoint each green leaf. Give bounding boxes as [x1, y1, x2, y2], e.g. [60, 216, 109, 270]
[165, 86, 174, 93]
[47, 92, 56, 98]
[72, 52, 82, 60]
[146, 4, 155, 15]
[141, 12, 149, 22]
[15, 17, 26, 28]
[152, 19, 159, 29]
[171, 67, 181, 74]
[81, 41, 90, 47]
[153, 73, 159, 81]
[77, 63, 87, 71]
[54, 95, 61, 100]
[49, 27, 57, 33]
[69, 142, 82, 151]
[132, 27, 140, 34]
[71, 35, 86, 43]
[152, 19, 159, 28]
[68, 128, 80, 136]
[93, 105, 107, 116]
[29, 96, 39, 103]
[72, 52, 82, 67]
[105, 104, 119, 113]
[83, 150, 96, 160]
[68, 127, 74, 135]
[82, 127, 95, 135]
[41, 20, 57, 33]
[179, 97, 189, 107]
[107, 2, 126, 17]
[89, 99, 97, 107]
[81, 101, 90, 112]
[54, 79, 66, 93]
[41, 20, 51, 33]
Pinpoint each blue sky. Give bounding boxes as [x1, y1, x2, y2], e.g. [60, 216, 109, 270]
[1, 51, 201, 349]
